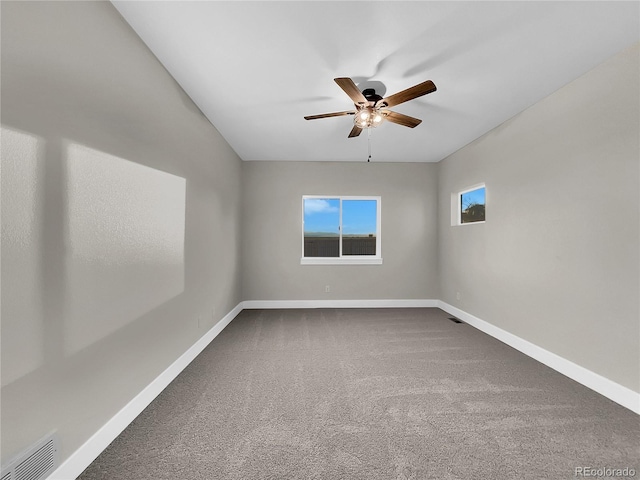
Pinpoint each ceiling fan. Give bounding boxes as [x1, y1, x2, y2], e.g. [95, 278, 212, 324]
[304, 77, 437, 138]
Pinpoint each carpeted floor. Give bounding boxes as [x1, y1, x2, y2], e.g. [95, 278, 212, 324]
[79, 308, 639, 479]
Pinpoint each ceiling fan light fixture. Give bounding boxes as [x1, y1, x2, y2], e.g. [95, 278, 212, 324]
[354, 107, 383, 129]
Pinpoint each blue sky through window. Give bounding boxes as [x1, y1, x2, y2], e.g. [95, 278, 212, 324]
[342, 200, 376, 235]
[304, 198, 377, 236]
[461, 187, 485, 209]
[304, 198, 339, 235]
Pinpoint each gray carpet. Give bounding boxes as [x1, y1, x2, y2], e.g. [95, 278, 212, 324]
[79, 308, 639, 479]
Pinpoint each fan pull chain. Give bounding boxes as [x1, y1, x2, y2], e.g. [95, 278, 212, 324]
[367, 127, 372, 162]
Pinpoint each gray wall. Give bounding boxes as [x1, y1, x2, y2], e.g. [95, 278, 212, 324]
[1, 1, 242, 466]
[438, 43, 639, 392]
[241, 161, 439, 301]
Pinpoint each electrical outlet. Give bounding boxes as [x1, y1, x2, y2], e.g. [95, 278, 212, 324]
[211, 307, 216, 319]
[325, 285, 330, 293]
[456, 292, 461, 300]
[197, 315, 202, 328]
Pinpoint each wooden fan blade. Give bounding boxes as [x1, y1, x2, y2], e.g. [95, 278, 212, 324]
[381, 110, 422, 128]
[334, 78, 368, 105]
[304, 110, 355, 120]
[378, 80, 436, 108]
[348, 125, 363, 138]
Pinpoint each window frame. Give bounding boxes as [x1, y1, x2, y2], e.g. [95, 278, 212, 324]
[453, 184, 486, 226]
[301, 195, 382, 265]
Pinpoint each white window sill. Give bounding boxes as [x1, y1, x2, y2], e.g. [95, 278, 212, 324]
[456, 220, 485, 226]
[301, 257, 383, 265]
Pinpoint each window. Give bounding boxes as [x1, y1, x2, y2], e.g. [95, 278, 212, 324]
[458, 185, 486, 225]
[301, 196, 381, 265]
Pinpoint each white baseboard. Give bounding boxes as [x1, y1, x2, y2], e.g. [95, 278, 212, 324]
[241, 299, 439, 309]
[47, 302, 244, 480]
[437, 301, 640, 415]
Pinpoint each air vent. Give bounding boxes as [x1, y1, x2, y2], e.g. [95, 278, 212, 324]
[0, 433, 58, 480]
[448, 317, 463, 324]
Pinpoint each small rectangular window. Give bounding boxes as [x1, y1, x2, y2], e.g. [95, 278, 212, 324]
[302, 196, 381, 265]
[459, 185, 486, 225]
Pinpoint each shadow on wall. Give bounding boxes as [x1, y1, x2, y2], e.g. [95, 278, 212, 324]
[1, 125, 186, 387]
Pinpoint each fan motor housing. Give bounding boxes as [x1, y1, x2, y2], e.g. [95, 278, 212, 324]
[362, 88, 383, 104]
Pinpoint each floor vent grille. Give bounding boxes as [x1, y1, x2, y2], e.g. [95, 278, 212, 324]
[0, 433, 58, 480]
[448, 317, 464, 324]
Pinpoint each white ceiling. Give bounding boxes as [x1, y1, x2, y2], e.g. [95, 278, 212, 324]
[112, 1, 639, 163]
